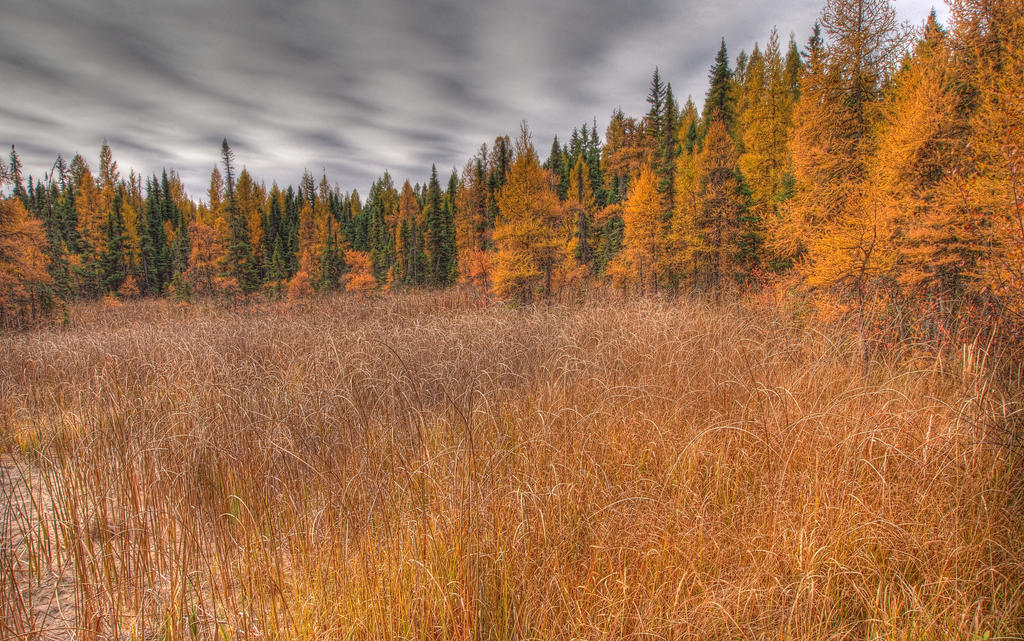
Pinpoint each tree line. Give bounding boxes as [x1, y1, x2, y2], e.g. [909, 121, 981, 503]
[1, 0, 1021, 335]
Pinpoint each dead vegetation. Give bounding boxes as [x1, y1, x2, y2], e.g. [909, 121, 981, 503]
[1, 293, 1022, 640]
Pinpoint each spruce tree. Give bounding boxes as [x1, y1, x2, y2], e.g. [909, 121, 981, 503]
[423, 165, 453, 286]
[546, 136, 568, 201]
[442, 170, 459, 284]
[220, 140, 259, 292]
[703, 39, 738, 136]
[100, 190, 129, 293]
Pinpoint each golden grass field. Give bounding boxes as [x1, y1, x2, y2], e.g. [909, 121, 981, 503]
[2, 293, 1022, 640]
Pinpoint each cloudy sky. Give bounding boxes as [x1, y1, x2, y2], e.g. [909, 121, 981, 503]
[2, 0, 946, 198]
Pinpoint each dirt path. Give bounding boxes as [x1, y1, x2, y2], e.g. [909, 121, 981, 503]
[2, 455, 78, 640]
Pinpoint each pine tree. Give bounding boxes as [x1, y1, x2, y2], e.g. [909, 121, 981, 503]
[645, 68, 666, 164]
[703, 39, 738, 136]
[784, 34, 803, 100]
[423, 165, 451, 286]
[546, 136, 568, 201]
[100, 189, 129, 294]
[442, 170, 459, 284]
[658, 84, 681, 205]
[8, 146, 26, 203]
[566, 154, 596, 269]
[139, 177, 170, 295]
[221, 139, 259, 292]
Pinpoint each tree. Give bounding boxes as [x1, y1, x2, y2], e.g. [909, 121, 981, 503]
[782, 0, 909, 310]
[185, 216, 226, 297]
[395, 180, 426, 286]
[703, 39, 738, 136]
[874, 12, 978, 297]
[618, 166, 666, 293]
[8, 146, 26, 203]
[545, 136, 568, 201]
[740, 29, 796, 270]
[492, 124, 565, 301]
[423, 165, 456, 286]
[566, 154, 596, 270]
[344, 250, 378, 296]
[645, 67, 667, 164]
[221, 140, 259, 292]
[0, 196, 51, 326]
[694, 120, 745, 291]
[949, 0, 1024, 312]
[602, 109, 645, 204]
[100, 190, 129, 294]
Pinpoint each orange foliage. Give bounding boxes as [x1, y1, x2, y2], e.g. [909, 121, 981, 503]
[0, 198, 51, 326]
[344, 250, 378, 296]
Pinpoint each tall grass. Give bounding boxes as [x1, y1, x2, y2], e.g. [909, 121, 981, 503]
[2, 294, 1022, 640]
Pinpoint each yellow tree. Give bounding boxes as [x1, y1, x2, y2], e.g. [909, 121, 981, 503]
[492, 124, 565, 301]
[740, 29, 795, 268]
[75, 163, 105, 255]
[694, 120, 746, 291]
[781, 0, 908, 309]
[618, 166, 665, 293]
[394, 180, 425, 286]
[344, 250, 378, 296]
[950, 0, 1024, 312]
[0, 197, 51, 326]
[874, 13, 977, 297]
[204, 167, 225, 226]
[185, 217, 225, 297]
[455, 153, 492, 289]
[289, 171, 333, 292]
[669, 145, 700, 289]
[235, 169, 266, 262]
[601, 110, 645, 203]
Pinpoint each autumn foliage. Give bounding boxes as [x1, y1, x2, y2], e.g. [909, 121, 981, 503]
[2, 0, 1023, 343]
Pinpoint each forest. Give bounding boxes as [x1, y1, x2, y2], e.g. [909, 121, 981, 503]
[0, 0, 1020, 341]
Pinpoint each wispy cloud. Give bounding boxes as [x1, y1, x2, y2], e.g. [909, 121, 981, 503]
[0, 0, 947, 197]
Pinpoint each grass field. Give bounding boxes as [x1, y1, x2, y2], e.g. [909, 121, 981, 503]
[2, 294, 1023, 640]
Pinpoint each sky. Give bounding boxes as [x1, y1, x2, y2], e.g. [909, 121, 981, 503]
[1, 0, 948, 199]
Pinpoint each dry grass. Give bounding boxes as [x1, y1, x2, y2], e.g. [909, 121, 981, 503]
[1, 293, 1022, 640]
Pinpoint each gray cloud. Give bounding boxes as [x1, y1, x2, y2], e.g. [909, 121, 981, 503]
[1, 0, 948, 198]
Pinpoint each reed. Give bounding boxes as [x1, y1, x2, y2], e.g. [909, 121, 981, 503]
[2, 293, 1022, 640]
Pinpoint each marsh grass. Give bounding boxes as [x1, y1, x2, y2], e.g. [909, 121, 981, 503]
[1, 293, 1022, 639]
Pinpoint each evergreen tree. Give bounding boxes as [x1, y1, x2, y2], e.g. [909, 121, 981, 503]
[566, 154, 596, 268]
[645, 68, 666, 163]
[703, 39, 738, 136]
[139, 177, 170, 294]
[423, 165, 455, 286]
[9, 146, 27, 203]
[442, 170, 459, 283]
[546, 136, 568, 201]
[221, 139, 259, 292]
[100, 189, 129, 293]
